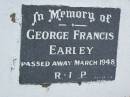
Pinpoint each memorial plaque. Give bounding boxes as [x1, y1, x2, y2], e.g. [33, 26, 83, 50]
[20, 5, 120, 84]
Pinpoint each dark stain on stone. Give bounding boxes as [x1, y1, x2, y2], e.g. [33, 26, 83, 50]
[10, 13, 16, 23]
[78, 82, 82, 86]
[11, 58, 17, 71]
[41, 83, 51, 88]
